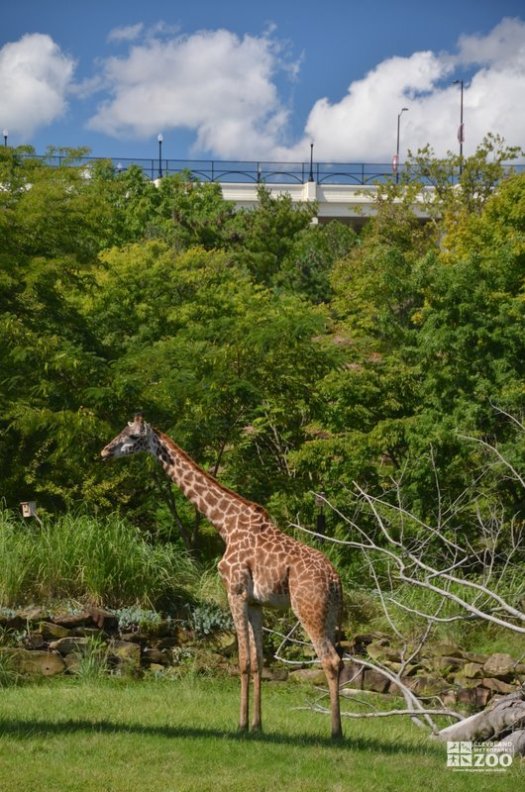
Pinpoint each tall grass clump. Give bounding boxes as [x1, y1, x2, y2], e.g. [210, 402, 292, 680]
[0, 508, 200, 609]
[0, 650, 21, 688]
[72, 636, 111, 680]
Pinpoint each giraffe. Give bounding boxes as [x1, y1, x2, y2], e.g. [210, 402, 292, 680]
[101, 413, 344, 738]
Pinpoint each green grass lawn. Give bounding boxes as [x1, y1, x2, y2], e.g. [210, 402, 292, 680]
[0, 676, 522, 792]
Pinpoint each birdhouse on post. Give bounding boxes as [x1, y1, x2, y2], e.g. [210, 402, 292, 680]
[20, 501, 43, 526]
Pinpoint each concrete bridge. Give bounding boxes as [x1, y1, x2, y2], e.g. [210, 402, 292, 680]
[152, 159, 402, 227]
[220, 179, 378, 227]
[34, 154, 525, 227]
[40, 155, 404, 227]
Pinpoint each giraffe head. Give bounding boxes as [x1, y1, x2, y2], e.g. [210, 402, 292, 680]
[100, 413, 154, 461]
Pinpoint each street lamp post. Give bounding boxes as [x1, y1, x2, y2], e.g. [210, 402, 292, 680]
[453, 79, 464, 176]
[3, 129, 8, 147]
[308, 142, 314, 182]
[394, 108, 408, 183]
[157, 133, 163, 178]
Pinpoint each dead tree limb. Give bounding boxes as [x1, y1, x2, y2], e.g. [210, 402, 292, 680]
[286, 428, 525, 752]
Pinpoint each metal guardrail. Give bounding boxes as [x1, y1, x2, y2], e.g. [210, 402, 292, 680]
[18, 154, 525, 186]
[26, 155, 401, 184]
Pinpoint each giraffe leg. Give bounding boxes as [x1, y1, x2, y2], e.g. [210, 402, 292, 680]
[228, 592, 251, 732]
[248, 605, 263, 732]
[321, 644, 343, 740]
[291, 599, 343, 739]
[309, 634, 343, 739]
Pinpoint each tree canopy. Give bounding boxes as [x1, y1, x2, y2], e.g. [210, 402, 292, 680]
[1, 141, 524, 557]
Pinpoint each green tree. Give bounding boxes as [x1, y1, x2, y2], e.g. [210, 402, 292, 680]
[275, 220, 357, 303]
[229, 186, 318, 285]
[0, 151, 113, 513]
[291, 143, 525, 531]
[87, 241, 337, 546]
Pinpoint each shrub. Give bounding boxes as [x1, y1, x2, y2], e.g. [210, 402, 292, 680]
[73, 636, 110, 681]
[0, 650, 21, 688]
[187, 602, 233, 637]
[0, 509, 200, 610]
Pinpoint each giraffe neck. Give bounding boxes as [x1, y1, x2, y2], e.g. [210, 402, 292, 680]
[151, 431, 257, 543]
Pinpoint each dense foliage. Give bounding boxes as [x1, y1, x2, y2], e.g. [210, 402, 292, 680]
[1, 140, 524, 563]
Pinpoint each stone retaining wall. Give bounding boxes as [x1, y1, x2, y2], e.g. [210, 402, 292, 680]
[0, 607, 204, 677]
[333, 632, 525, 709]
[1, 611, 523, 712]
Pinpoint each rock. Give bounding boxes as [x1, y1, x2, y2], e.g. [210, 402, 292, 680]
[88, 607, 119, 633]
[39, 621, 70, 640]
[0, 614, 25, 630]
[49, 637, 91, 655]
[0, 648, 65, 676]
[261, 667, 288, 682]
[288, 668, 327, 685]
[142, 646, 170, 665]
[460, 662, 484, 679]
[17, 608, 49, 623]
[27, 651, 65, 677]
[216, 641, 237, 658]
[384, 662, 420, 676]
[481, 677, 517, 695]
[366, 641, 400, 663]
[474, 687, 492, 708]
[401, 675, 445, 696]
[349, 633, 389, 655]
[23, 631, 46, 650]
[431, 655, 465, 675]
[212, 632, 237, 657]
[442, 689, 458, 708]
[462, 651, 488, 665]
[52, 611, 91, 629]
[451, 674, 481, 689]
[63, 653, 82, 674]
[431, 642, 464, 658]
[68, 627, 101, 639]
[108, 639, 141, 669]
[483, 653, 515, 679]
[456, 686, 491, 709]
[340, 661, 364, 687]
[362, 668, 390, 694]
[136, 620, 176, 639]
[157, 636, 180, 650]
[119, 632, 144, 644]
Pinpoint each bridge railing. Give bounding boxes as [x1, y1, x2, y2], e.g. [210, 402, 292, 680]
[19, 154, 525, 185]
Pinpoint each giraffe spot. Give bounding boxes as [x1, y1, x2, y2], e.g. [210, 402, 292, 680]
[209, 507, 224, 523]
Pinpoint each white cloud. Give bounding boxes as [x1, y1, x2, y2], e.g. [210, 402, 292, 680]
[0, 33, 75, 139]
[88, 28, 295, 159]
[278, 50, 452, 162]
[456, 16, 525, 68]
[86, 17, 525, 162]
[107, 23, 144, 44]
[279, 17, 525, 162]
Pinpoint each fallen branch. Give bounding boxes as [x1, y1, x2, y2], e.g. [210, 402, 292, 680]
[297, 704, 463, 720]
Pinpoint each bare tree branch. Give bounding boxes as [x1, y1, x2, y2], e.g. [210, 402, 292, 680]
[296, 704, 463, 721]
[286, 428, 525, 742]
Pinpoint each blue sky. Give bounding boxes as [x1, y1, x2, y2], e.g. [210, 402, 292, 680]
[2, 0, 524, 164]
